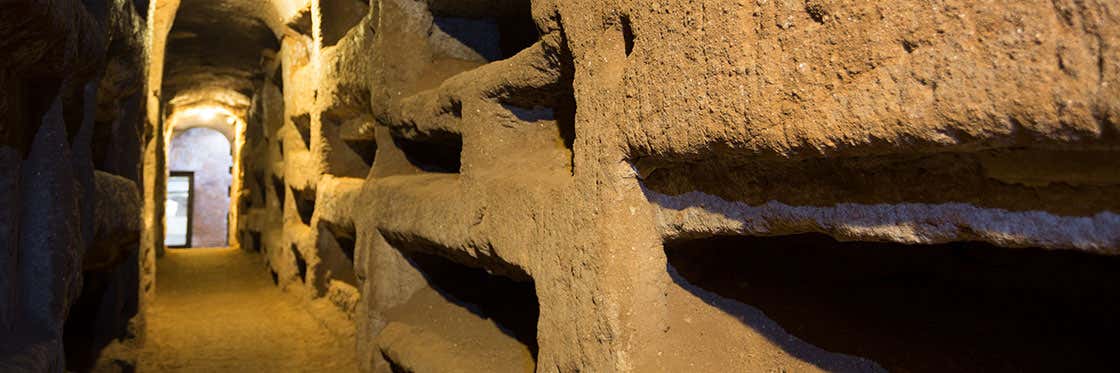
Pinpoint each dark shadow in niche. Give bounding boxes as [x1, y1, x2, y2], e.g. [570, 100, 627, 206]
[270, 175, 286, 211]
[91, 121, 113, 170]
[401, 249, 539, 361]
[317, 220, 358, 286]
[62, 249, 139, 372]
[344, 137, 377, 167]
[431, 1, 537, 62]
[290, 185, 316, 225]
[248, 231, 262, 252]
[320, 0, 368, 47]
[291, 114, 312, 149]
[666, 233, 1120, 373]
[321, 221, 356, 263]
[554, 87, 576, 164]
[433, 17, 502, 61]
[392, 136, 462, 173]
[133, 0, 150, 19]
[251, 170, 267, 207]
[620, 14, 635, 56]
[496, 3, 538, 59]
[291, 244, 307, 283]
[502, 104, 554, 122]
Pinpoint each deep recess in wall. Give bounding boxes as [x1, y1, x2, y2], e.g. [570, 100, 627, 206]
[620, 15, 635, 56]
[429, 0, 537, 61]
[496, 2, 538, 59]
[291, 185, 316, 225]
[271, 175, 286, 211]
[317, 221, 358, 286]
[344, 137, 377, 167]
[320, 0, 369, 47]
[291, 244, 308, 283]
[638, 149, 1120, 216]
[325, 116, 378, 176]
[392, 135, 462, 173]
[336, 121, 376, 165]
[292, 114, 312, 149]
[402, 250, 539, 361]
[665, 233, 1120, 373]
[21, 77, 64, 154]
[91, 121, 113, 170]
[321, 221, 356, 263]
[249, 231, 262, 252]
[62, 252, 140, 372]
[251, 170, 267, 206]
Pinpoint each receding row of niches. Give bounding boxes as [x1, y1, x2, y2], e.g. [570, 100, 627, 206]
[367, 0, 576, 178]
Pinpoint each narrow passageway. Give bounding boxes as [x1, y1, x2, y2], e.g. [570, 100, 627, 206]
[136, 248, 356, 372]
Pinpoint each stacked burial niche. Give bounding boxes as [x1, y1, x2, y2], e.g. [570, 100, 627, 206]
[665, 234, 1120, 372]
[377, 240, 540, 372]
[380, 0, 576, 176]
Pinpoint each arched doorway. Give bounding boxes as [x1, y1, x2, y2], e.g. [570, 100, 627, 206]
[165, 127, 233, 247]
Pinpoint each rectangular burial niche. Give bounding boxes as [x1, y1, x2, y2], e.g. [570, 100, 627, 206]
[392, 135, 462, 173]
[344, 136, 377, 168]
[320, 221, 356, 263]
[248, 230, 262, 252]
[386, 248, 539, 369]
[337, 118, 377, 169]
[665, 233, 1120, 373]
[320, 0, 369, 47]
[251, 170, 267, 207]
[291, 114, 312, 150]
[291, 244, 308, 283]
[290, 185, 316, 225]
[316, 221, 357, 286]
[323, 116, 378, 177]
[428, 0, 538, 62]
[271, 175, 286, 211]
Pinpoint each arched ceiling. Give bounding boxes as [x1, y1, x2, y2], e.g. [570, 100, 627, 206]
[161, 0, 290, 114]
[167, 106, 239, 143]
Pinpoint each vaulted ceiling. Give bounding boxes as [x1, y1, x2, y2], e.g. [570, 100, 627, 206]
[162, 0, 289, 113]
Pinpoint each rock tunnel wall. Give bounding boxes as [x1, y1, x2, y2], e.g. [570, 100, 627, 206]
[228, 0, 1120, 372]
[1, 0, 1118, 372]
[0, 0, 150, 371]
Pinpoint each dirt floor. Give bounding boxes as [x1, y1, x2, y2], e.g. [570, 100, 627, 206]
[133, 247, 356, 372]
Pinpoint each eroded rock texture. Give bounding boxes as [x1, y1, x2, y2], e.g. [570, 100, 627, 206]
[0, 0, 148, 371]
[4, 0, 1119, 372]
[219, 1, 1120, 372]
[234, 1, 1120, 369]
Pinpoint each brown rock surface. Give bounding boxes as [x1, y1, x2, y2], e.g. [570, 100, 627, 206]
[3, 0, 1118, 372]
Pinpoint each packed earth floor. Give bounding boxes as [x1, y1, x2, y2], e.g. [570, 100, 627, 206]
[134, 248, 356, 372]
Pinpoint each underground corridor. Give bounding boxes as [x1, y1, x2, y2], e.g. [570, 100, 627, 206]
[3, 0, 1120, 372]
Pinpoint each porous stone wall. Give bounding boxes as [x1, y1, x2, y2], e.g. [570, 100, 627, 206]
[230, 1, 1120, 372]
[0, 0, 149, 371]
[4, 0, 1120, 371]
[6, 0, 1108, 372]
